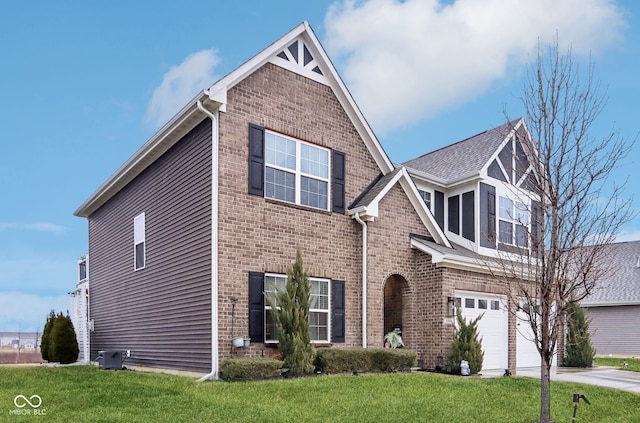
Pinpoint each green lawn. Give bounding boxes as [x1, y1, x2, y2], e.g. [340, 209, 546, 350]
[595, 357, 640, 372]
[1, 365, 639, 422]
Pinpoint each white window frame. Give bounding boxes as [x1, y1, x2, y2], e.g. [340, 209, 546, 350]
[263, 273, 331, 343]
[78, 255, 88, 282]
[418, 189, 432, 210]
[264, 131, 330, 211]
[133, 213, 146, 271]
[498, 195, 530, 248]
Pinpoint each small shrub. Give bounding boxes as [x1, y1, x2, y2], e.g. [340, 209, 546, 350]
[220, 357, 284, 379]
[315, 348, 416, 373]
[49, 312, 79, 364]
[315, 348, 370, 373]
[267, 251, 315, 374]
[40, 310, 56, 361]
[448, 308, 484, 374]
[369, 349, 416, 371]
[564, 302, 595, 367]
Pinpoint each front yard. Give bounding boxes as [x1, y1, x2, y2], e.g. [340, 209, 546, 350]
[1, 365, 639, 422]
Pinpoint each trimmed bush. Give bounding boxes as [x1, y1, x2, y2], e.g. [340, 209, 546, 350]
[49, 312, 79, 364]
[369, 349, 416, 371]
[40, 310, 56, 361]
[315, 348, 370, 373]
[220, 357, 284, 380]
[315, 348, 416, 373]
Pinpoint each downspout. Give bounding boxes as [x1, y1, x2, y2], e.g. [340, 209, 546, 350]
[196, 96, 220, 381]
[354, 213, 367, 348]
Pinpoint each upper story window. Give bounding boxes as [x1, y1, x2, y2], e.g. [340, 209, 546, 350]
[78, 256, 88, 282]
[498, 197, 529, 247]
[418, 189, 432, 210]
[249, 124, 345, 214]
[134, 213, 146, 270]
[265, 131, 329, 210]
[264, 273, 330, 343]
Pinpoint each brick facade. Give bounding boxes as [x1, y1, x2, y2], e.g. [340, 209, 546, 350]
[217, 63, 381, 358]
[81, 35, 525, 373]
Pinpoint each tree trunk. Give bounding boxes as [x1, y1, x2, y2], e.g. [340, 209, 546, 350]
[539, 353, 552, 423]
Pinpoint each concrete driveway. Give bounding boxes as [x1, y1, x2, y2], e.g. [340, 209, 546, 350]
[513, 366, 640, 394]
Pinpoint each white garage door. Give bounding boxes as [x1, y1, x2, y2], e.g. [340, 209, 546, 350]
[516, 309, 540, 367]
[456, 291, 508, 371]
[516, 304, 557, 367]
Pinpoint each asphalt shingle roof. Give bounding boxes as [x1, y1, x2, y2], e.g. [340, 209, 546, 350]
[349, 168, 401, 210]
[584, 240, 640, 305]
[402, 119, 521, 183]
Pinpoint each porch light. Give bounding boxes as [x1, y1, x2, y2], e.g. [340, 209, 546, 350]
[447, 296, 456, 317]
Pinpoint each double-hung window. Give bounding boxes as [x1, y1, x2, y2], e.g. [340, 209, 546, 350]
[264, 131, 330, 210]
[498, 197, 529, 247]
[263, 273, 330, 343]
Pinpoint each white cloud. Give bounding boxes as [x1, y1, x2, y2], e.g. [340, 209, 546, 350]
[0, 221, 68, 235]
[0, 292, 70, 332]
[324, 0, 627, 133]
[146, 49, 221, 126]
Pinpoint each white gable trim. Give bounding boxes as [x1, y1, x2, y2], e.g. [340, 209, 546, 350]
[76, 21, 394, 217]
[349, 167, 450, 248]
[206, 21, 394, 174]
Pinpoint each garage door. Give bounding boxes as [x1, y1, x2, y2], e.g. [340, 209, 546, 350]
[516, 308, 540, 367]
[516, 303, 557, 367]
[456, 291, 508, 371]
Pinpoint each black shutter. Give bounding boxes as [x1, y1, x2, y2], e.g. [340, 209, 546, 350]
[448, 195, 460, 234]
[331, 280, 345, 343]
[248, 124, 265, 196]
[248, 271, 264, 342]
[462, 191, 475, 241]
[434, 190, 445, 230]
[531, 200, 544, 256]
[480, 183, 496, 248]
[332, 150, 346, 214]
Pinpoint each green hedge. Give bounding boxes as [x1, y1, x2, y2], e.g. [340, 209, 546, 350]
[315, 348, 416, 373]
[220, 357, 284, 380]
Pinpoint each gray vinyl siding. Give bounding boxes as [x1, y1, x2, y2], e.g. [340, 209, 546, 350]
[88, 119, 212, 372]
[585, 305, 640, 356]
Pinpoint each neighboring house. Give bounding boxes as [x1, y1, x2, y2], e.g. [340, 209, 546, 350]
[582, 240, 640, 356]
[402, 118, 546, 368]
[70, 255, 90, 362]
[73, 22, 544, 376]
[0, 333, 41, 349]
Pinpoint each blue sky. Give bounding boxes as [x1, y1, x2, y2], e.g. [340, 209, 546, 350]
[1, 0, 638, 332]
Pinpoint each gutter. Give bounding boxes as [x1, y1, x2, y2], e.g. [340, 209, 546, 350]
[353, 213, 367, 348]
[196, 97, 220, 382]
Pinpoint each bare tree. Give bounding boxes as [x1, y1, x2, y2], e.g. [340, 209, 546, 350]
[492, 40, 635, 423]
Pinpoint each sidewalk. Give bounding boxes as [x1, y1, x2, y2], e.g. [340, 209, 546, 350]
[486, 366, 640, 394]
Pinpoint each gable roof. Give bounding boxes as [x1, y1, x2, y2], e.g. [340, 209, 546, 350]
[75, 21, 394, 217]
[582, 240, 640, 306]
[348, 166, 451, 247]
[403, 118, 522, 186]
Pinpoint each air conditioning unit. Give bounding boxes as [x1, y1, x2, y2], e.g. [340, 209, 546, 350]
[98, 350, 123, 370]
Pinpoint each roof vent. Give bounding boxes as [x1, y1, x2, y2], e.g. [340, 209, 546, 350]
[637, 256, 640, 268]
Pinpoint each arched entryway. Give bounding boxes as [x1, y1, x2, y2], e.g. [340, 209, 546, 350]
[383, 274, 411, 346]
